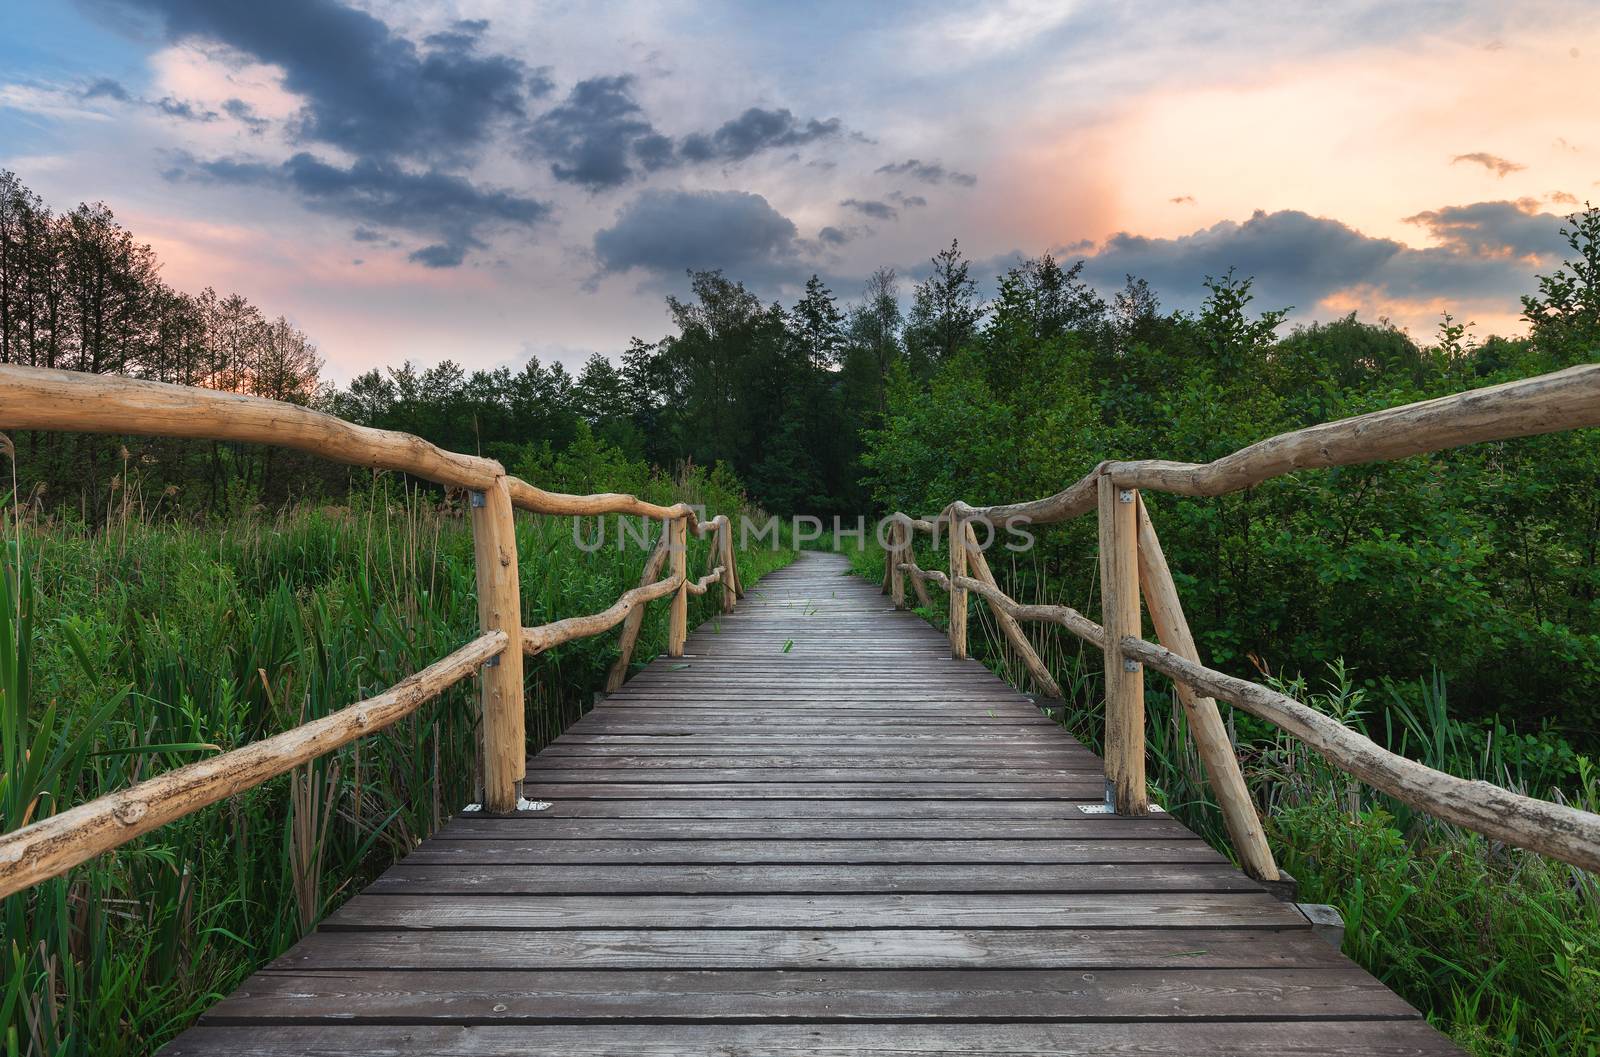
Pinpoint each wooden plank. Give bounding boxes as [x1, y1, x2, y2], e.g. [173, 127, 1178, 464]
[463, 798, 1171, 820]
[517, 767, 1105, 782]
[321, 892, 1304, 929]
[265, 926, 1360, 972]
[365, 862, 1261, 894]
[402, 839, 1227, 866]
[435, 817, 1195, 839]
[202, 967, 1417, 1023]
[164, 1021, 1464, 1056]
[516, 783, 1107, 800]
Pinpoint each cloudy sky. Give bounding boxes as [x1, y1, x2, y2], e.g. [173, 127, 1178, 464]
[3, 0, 1597, 381]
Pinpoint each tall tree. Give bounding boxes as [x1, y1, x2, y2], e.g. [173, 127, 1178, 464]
[905, 239, 983, 374]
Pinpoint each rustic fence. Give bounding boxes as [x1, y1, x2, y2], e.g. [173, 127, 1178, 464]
[0, 364, 741, 899]
[885, 363, 1600, 879]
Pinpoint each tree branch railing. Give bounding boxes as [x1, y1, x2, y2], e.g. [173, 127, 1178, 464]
[885, 362, 1600, 880]
[0, 364, 746, 900]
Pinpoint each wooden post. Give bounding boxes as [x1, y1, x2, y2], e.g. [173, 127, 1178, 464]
[1098, 475, 1146, 815]
[948, 513, 968, 659]
[1135, 496, 1278, 879]
[668, 515, 688, 657]
[718, 517, 736, 614]
[890, 517, 907, 610]
[605, 523, 672, 692]
[469, 476, 525, 814]
[963, 522, 1063, 700]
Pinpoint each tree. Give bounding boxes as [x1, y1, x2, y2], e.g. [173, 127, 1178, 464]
[1522, 202, 1600, 363]
[905, 238, 983, 373]
[790, 275, 845, 368]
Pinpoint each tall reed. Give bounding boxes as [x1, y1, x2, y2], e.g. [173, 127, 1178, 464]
[1, 475, 792, 1056]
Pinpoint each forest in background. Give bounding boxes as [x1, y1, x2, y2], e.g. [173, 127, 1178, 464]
[5, 167, 1597, 742]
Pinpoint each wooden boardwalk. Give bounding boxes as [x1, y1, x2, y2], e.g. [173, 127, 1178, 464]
[165, 552, 1460, 1056]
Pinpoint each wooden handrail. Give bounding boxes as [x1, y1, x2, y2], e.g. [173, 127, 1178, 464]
[1124, 635, 1600, 875]
[0, 366, 752, 897]
[521, 575, 684, 657]
[0, 364, 504, 490]
[684, 565, 726, 596]
[505, 476, 703, 529]
[0, 631, 507, 900]
[952, 363, 1600, 526]
[884, 363, 1600, 872]
[946, 571, 1600, 875]
[0, 364, 714, 529]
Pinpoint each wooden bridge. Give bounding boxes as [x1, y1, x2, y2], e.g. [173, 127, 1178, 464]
[4, 363, 1600, 1055]
[158, 550, 1457, 1056]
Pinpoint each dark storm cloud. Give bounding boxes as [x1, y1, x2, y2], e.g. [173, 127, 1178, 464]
[530, 78, 846, 189]
[593, 189, 802, 281]
[840, 198, 897, 220]
[94, 0, 536, 159]
[87, 0, 554, 266]
[526, 75, 674, 190]
[678, 108, 842, 163]
[181, 152, 550, 267]
[1404, 201, 1573, 258]
[874, 158, 976, 186]
[1074, 206, 1568, 315]
[1452, 152, 1525, 177]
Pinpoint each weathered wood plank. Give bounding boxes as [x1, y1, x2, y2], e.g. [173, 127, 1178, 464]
[164, 1021, 1464, 1056]
[365, 862, 1261, 894]
[400, 839, 1228, 865]
[202, 967, 1417, 1023]
[516, 782, 1107, 799]
[321, 892, 1305, 930]
[434, 817, 1195, 839]
[265, 926, 1360, 972]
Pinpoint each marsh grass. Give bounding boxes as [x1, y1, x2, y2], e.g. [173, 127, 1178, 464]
[850, 541, 1600, 1056]
[1, 474, 793, 1056]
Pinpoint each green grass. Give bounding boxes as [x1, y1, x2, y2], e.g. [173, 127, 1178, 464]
[849, 541, 1600, 1056]
[1, 479, 794, 1056]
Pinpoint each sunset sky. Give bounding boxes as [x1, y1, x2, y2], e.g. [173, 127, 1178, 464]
[3, 0, 1597, 381]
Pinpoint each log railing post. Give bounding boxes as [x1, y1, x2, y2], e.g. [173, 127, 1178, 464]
[469, 475, 525, 814]
[1135, 495, 1277, 879]
[890, 517, 907, 610]
[1098, 476, 1147, 814]
[963, 521, 1064, 700]
[717, 516, 737, 614]
[948, 512, 968, 658]
[668, 514, 688, 657]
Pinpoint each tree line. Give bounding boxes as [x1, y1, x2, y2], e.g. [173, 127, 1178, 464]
[1, 171, 322, 511]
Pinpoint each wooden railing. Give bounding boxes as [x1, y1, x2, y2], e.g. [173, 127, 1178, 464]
[0, 364, 742, 900]
[885, 363, 1600, 879]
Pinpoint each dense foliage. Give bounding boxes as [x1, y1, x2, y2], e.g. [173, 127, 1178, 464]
[860, 225, 1600, 743]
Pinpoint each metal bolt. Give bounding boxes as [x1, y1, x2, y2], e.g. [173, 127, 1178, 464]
[1118, 489, 1135, 503]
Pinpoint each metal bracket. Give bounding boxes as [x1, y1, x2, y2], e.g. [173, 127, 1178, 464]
[1122, 657, 1140, 672]
[1118, 488, 1135, 503]
[469, 490, 488, 508]
[482, 653, 500, 668]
